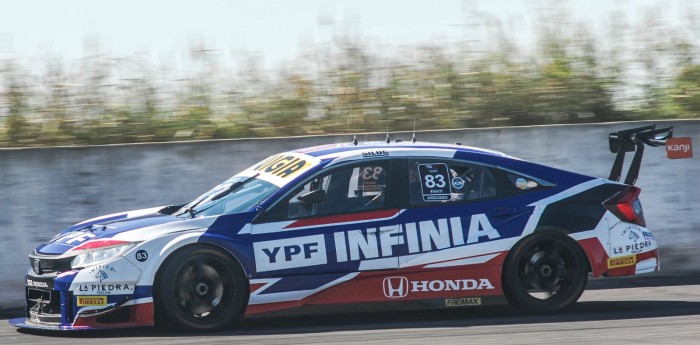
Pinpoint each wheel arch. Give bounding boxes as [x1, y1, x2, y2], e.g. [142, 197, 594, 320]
[501, 227, 590, 313]
[152, 242, 251, 326]
[501, 227, 592, 298]
[530, 226, 593, 274]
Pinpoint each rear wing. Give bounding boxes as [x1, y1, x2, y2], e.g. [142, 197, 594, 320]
[608, 124, 673, 185]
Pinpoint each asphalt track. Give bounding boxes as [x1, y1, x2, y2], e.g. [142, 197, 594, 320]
[2, 275, 700, 345]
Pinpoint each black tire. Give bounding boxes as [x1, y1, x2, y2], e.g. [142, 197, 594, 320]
[156, 245, 247, 331]
[502, 232, 588, 313]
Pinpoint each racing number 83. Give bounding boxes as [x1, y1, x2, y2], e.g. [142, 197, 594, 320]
[423, 174, 446, 188]
[417, 163, 452, 202]
[361, 166, 384, 180]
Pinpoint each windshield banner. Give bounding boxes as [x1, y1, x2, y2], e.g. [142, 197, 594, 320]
[241, 152, 321, 187]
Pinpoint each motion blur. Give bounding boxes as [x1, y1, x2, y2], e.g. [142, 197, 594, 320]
[0, 2, 698, 147]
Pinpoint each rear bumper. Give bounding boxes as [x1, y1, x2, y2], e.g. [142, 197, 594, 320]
[634, 255, 659, 274]
[606, 248, 659, 276]
[604, 222, 659, 276]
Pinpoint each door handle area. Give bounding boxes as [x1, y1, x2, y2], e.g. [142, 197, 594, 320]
[485, 207, 524, 218]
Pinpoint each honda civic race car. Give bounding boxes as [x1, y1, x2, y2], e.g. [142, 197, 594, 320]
[10, 125, 671, 331]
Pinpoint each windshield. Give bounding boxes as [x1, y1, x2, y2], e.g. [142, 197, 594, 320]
[175, 151, 320, 218]
[176, 176, 279, 218]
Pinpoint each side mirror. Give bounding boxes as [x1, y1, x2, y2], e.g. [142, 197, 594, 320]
[298, 189, 326, 204]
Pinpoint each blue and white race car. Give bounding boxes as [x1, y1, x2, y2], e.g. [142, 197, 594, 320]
[10, 125, 671, 331]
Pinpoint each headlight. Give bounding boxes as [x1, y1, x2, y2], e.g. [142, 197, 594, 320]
[71, 243, 136, 269]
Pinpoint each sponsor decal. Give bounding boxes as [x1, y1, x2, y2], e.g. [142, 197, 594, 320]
[95, 270, 108, 282]
[358, 166, 386, 194]
[254, 214, 500, 272]
[88, 264, 116, 279]
[418, 163, 452, 201]
[445, 297, 481, 307]
[628, 229, 640, 242]
[70, 262, 136, 295]
[254, 235, 327, 272]
[666, 137, 693, 159]
[611, 225, 655, 255]
[611, 241, 653, 255]
[362, 150, 389, 157]
[334, 214, 500, 261]
[74, 264, 134, 295]
[26, 279, 50, 288]
[77, 296, 107, 307]
[252, 154, 312, 179]
[451, 177, 466, 190]
[135, 250, 149, 262]
[382, 276, 494, 298]
[608, 255, 637, 269]
[78, 284, 133, 295]
[383, 277, 409, 298]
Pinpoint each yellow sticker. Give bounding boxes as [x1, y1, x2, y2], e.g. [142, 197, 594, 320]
[445, 297, 481, 307]
[77, 296, 107, 306]
[607, 255, 636, 269]
[252, 154, 312, 179]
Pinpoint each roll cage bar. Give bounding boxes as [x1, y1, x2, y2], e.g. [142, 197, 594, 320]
[608, 124, 673, 185]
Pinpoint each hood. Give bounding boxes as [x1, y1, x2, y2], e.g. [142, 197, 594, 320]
[35, 206, 187, 255]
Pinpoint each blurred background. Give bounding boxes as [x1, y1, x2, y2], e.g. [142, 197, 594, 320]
[1, 0, 699, 313]
[1, 0, 699, 147]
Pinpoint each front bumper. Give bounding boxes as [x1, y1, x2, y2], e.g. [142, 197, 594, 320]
[9, 300, 155, 331]
[11, 262, 155, 330]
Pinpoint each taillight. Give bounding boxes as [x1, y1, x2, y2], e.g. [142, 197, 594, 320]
[603, 186, 646, 227]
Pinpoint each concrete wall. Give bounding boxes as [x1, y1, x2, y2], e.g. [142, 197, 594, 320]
[0, 120, 698, 309]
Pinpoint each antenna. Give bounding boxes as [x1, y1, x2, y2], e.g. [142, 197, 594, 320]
[352, 120, 358, 146]
[412, 116, 416, 143]
[385, 112, 390, 144]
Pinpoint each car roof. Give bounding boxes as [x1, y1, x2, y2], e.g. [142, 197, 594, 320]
[293, 141, 510, 161]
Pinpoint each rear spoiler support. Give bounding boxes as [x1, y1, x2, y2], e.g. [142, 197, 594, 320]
[608, 124, 673, 185]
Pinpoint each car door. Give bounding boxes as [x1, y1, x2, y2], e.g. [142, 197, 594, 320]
[398, 158, 543, 269]
[250, 159, 401, 279]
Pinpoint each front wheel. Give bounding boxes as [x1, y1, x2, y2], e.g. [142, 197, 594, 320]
[156, 246, 247, 331]
[502, 232, 588, 313]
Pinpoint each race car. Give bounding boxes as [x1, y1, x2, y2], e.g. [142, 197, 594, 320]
[10, 125, 671, 331]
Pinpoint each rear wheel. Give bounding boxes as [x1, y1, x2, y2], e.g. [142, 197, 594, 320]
[156, 246, 246, 331]
[502, 232, 588, 313]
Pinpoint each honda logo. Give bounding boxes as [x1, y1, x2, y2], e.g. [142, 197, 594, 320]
[383, 276, 408, 298]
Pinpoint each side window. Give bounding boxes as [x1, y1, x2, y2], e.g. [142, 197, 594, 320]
[506, 173, 540, 191]
[285, 161, 390, 219]
[408, 159, 500, 205]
